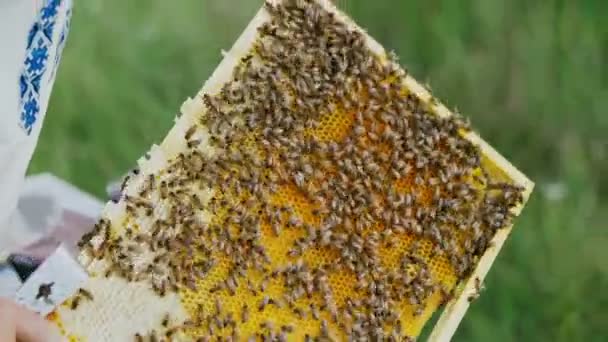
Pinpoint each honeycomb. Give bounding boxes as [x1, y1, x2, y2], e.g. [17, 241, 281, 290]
[57, 0, 532, 341]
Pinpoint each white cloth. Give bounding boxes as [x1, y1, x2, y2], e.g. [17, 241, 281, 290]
[0, 0, 72, 255]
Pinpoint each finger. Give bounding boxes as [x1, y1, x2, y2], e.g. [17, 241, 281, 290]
[0, 299, 60, 342]
[0, 298, 17, 342]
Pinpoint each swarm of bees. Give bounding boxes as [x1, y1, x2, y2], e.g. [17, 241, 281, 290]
[77, 0, 525, 340]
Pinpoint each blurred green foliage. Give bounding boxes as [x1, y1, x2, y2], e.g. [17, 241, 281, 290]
[30, 0, 607, 340]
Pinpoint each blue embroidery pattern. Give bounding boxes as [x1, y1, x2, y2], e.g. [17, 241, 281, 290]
[50, 5, 72, 81]
[18, 0, 63, 135]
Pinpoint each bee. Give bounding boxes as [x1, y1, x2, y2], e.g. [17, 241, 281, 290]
[241, 304, 249, 323]
[120, 175, 131, 192]
[279, 324, 294, 334]
[161, 313, 170, 327]
[320, 319, 329, 337]
[70, 296, 81, 310]
[78, 288, 94, 301]
[214, 316, 224, 329]
[165, 327, 179, 339]
[187, 139, 202, 149]
[271, 221, 282, 236]
[104, 268, 113, 278]
[126, 244, 143, 254]
[468, 276, 485, 302]
[310, 303, 320, 320]
[201, 93, 215, 112]
[184, 276, 197, 291]
[125, 204, 136, 215]
[139, 175, 154, 198]
[259, 295, 270, 312]
[260, 320, 273, 330]
[185, 125, 197, 141]
[190, 194, 203, 210]
[209, 282, 223, 294]
[159, 181, 168, 200]
[246, 279, 258, 295]
[259, 277, 269, 292]
[215, 298, 222, 314]
[293, 307, 306, 319]
[275, 297, 287, 309]
[231, 328, 240, 341]
[155, 281, 167, 297]
[226, 277, 237, 295]
[353, 125, 366, 136]
[35, 282, 54, 301]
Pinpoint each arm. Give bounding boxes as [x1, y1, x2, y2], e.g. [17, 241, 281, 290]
[0, 0, 73, 256]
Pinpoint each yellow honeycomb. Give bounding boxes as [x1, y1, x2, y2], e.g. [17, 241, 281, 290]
[307, 102, 355, 142]
[173, 85, 510, 339]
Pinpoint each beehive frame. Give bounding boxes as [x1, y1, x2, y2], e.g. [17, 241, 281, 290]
[188, 1, 534, 338]
[54, 0, 533, 340]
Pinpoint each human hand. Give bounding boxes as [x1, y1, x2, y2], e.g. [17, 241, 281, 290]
[0, 298, 61, 342]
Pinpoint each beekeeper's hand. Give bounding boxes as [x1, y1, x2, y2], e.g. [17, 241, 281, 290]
[0, 297, 61, 342]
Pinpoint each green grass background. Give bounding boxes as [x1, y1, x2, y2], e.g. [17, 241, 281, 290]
[30, 0, 607, 340]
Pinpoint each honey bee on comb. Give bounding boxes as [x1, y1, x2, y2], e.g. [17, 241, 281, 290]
[55, 0, 532, 341]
